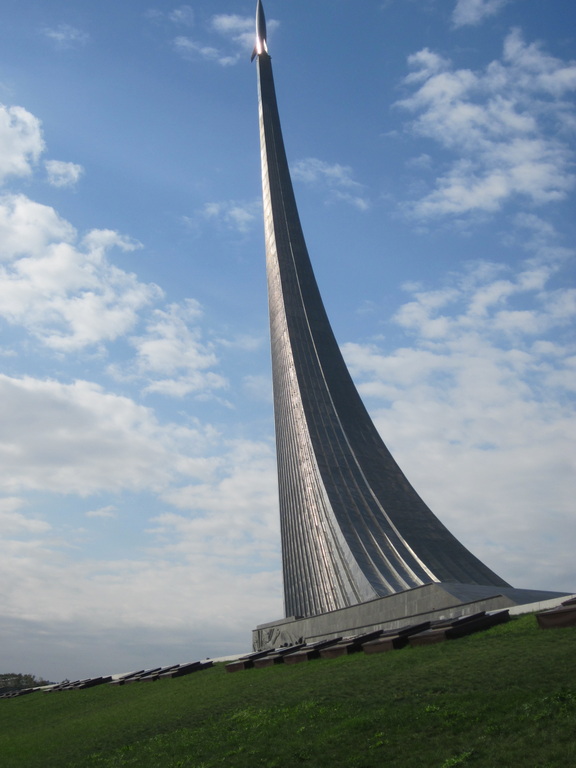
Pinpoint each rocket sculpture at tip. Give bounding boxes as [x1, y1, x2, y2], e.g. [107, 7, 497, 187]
[251, 0, 268, 61]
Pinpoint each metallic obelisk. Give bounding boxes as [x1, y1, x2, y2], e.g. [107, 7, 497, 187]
[253, 1, 510, 619]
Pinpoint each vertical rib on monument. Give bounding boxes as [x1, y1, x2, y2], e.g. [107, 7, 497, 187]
[253, 0, 510, 619]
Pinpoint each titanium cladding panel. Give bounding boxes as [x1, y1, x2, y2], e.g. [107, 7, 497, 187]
[253, 9, 510, 619]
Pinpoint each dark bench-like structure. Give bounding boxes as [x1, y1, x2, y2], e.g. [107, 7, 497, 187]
[0, 687, 37, 699]
[253, 645, 306, 668]
[319, 629, 385, 659]
[44, 676, 112, 692]
[159, 661, 212, 678]
[407, 610, 510, 646]
[225, 649, 281, 673]
[110, 661, 213, 685]
[282, 637, 343, 664]
[362, 622, 432, 654]
[536, 597, 576, 629]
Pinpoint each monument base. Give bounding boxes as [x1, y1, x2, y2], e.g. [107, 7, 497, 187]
[253, 582, 572, 651]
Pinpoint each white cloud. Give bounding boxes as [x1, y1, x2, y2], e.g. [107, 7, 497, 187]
[398, 30, 576, 217]
[0, 194, 161, 350]
[159, 439, 278, 546]
[0, 104, 44, 184]
[291, 157, 371, 210]
[146, 6, 195, 27]
[85, 505, 117, 519]
[216, 333, 264, 353]
[0, 106, 160, 354]
[196, 199, 261, 233]
[173, 36, 238, 67]
[406, 153, 433, 170]
[211, 13, 253, 39]
[404, 49, 451, 84]
[124, 300, 228, 397]
[0, 497, 26, 514]
[452, 0, 509, 28]
[41, 24, 89, 49]
[0, 99, 227, 406]
[45, 159, 84, 188]
[0, 193, 75, 259]
[0, 374, 221, 496]
[242, 373, 272, 401]
[0, 503, 51, 536]
[501, 29, 576, 96]
[169, 5, 195, 26]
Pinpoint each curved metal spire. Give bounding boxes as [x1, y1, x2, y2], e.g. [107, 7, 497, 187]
[253, 0, 511, 618]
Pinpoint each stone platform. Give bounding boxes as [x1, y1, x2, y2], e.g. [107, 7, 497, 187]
[253, 582, 573, 651]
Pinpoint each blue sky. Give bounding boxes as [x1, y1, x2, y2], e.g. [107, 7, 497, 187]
[0, 0, 575, 681]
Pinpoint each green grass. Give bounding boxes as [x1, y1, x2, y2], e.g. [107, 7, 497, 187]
[1, 614, 575, 767]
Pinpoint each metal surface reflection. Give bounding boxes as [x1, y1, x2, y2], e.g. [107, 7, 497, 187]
[253, 1, 510, 618]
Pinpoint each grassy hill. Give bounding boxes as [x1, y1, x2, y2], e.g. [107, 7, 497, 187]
[1, 614, 574, 767]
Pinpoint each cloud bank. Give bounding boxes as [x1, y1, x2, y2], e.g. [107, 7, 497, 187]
[452, 0, 509, 28]
[399, 29, 576, 218]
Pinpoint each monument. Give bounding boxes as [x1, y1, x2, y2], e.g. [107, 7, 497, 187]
[251, 1, 568, 647]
